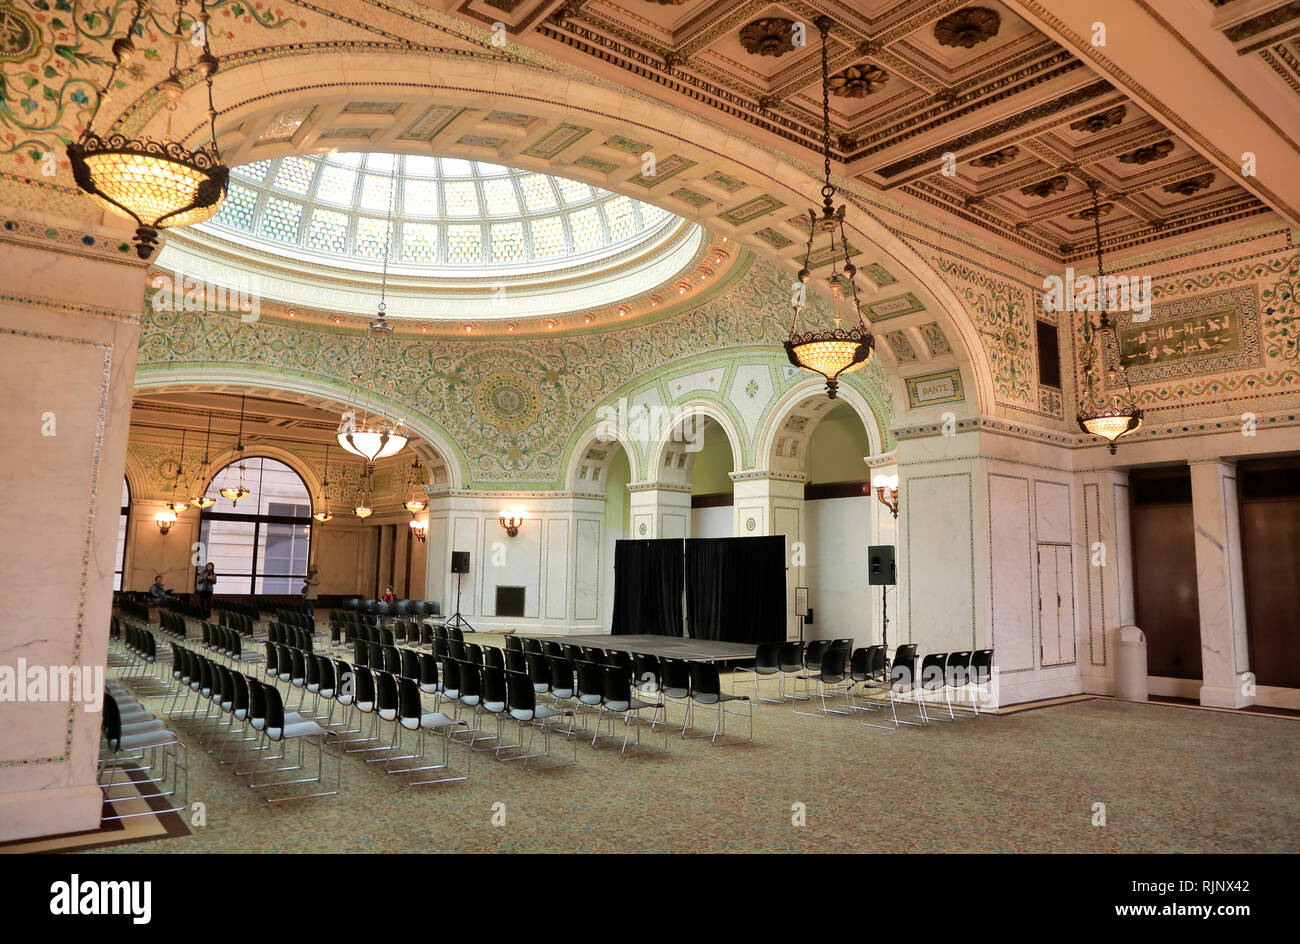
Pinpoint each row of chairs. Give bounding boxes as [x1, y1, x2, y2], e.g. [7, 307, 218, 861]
[162, 644, 342, 800]
[787, 643, 995, 728]
[216, 609, 257, 637]
[158, 609, 188, 639]
[498, 644, 752, 746]
[276, 609, 315, 632]
[100, 687, 187, 820]
[212, 597, 260, 621]
[343, 598, 440, 618]
[201, 622, 265, 665]
[261, 637, 572, 774]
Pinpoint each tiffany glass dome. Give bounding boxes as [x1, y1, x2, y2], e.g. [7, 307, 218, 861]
[195, 152, 679, 274]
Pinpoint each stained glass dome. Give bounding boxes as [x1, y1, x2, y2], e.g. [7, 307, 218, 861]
[196, 152, 677, 271]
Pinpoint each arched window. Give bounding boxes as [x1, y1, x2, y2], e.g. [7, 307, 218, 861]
[115, 477, 130, 591]
[199, 457, 312, 594]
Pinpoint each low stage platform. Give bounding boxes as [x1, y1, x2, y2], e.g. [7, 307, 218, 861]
[535, 633, 758, 664]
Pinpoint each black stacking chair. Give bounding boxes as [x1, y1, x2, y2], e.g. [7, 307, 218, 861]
[659, 657, 692, 719]
[861, 644, 922, 730]
[685, 662, 752, 743]
[777, 641, 808, 701]
[968, 648, 994, 714]
[732, 641, 782, 703]
[595, 665, 667, 754]
[573, 660, 606, 731]
[387, 675, 468, 785]
[502, 669, 576, 765]
[525, 651, 551, 695]
[794, 645, 851, 719]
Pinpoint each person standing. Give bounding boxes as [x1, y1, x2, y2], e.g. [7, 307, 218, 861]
[197, 562, 216, 618]
[302, 563, 321, 620]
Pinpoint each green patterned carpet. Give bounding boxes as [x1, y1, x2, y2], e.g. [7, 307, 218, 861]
[93, 669, 1300, 854]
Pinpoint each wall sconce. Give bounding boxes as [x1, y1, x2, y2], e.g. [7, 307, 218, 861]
[499, 507, 526, 537]
[154, 509, 177, 535]
[409, 518, 427, 543]
[870, 473, 900, 519]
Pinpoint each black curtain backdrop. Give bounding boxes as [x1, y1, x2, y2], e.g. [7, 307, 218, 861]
[685, 535, 786, 644]
[611, 538, 685, 637]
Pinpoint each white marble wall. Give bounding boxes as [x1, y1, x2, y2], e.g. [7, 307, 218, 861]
[1189, 460, 1253, 708]
[423, 492, 605, 633]
[0, 219, 149, 842]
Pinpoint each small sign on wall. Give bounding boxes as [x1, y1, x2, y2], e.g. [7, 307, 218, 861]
[905, 368, 965, 408]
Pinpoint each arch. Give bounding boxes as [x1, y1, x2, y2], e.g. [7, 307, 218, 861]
[564, 419, 643, 494]
[645, 399, 746, 486]
[132, 368, 465, 490]
[756, 379, 887, 477]
[197, 446, 322, 510]
[145, 48, 996, 416]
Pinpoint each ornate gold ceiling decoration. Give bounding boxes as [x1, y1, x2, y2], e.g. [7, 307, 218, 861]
[933, 6, 1002, 49]
[1164, 173, 1215, 196]
[828, 63, 890, 98]
[739, 18, 798, 58]
[1119, 140, 1175, 165]
[1069, 202, 1114, 220]
[1070, 105, 1127, 134]
[1022, 175, 1069, 199]
[969, 146, 1020, 168]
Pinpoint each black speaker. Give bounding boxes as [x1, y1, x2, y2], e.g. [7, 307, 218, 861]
[868, 545, 896, 586]
[450, 551, 470, 575]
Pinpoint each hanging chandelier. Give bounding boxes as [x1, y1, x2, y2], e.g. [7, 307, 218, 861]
[403, 456, 428, 514]
[338, 159, 408, 461]
[66, 0, 228, 260]
[784, 16, 874, 400]
[353, 463, 375, 519]
[189, 410, 216, 507]
[1076, 188, 1143, 454]
[164, 428, 190, 514]
[219, 395, 250, 503]
[313, 443, 334, 522]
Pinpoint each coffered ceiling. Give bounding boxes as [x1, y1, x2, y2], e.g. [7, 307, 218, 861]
[432, 0, 1283, 262]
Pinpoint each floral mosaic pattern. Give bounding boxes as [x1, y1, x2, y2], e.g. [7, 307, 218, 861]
[935, 257, 1036, 408]
[0, 0, 299, 163]
[138, 256, 897, 487]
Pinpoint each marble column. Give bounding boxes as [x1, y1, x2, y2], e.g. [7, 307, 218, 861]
[731, 470, 805, 639]
[1078, 468, 1135, 695]
[0, 216, 148, 841]
[1188, 459, 1253, 708]
[626, 482, 692, 539]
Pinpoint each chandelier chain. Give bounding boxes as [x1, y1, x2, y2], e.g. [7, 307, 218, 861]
[81, 0, 149, 140]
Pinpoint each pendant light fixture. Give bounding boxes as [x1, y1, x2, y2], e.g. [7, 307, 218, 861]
[219, 395, 250, 504]
[403, 456, 428, 514]
[783, 16, 874, 400]
[338, 157, 408, 461]
[164, 428, 190, 514]
[189, 410, 216, 508]
[66, 0, 228, 260]
[313, 443, 334, 522]
[353, 463, 375, 519]
[1076, 187, 1143, 453]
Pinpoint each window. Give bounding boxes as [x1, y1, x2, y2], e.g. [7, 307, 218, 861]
[199, 457, 312, 595]
[1036, 320, 1062, 389]
[114, 477, 129, 591]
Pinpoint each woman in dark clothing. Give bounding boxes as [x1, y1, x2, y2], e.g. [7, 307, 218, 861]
[197, 562, 216, 618]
